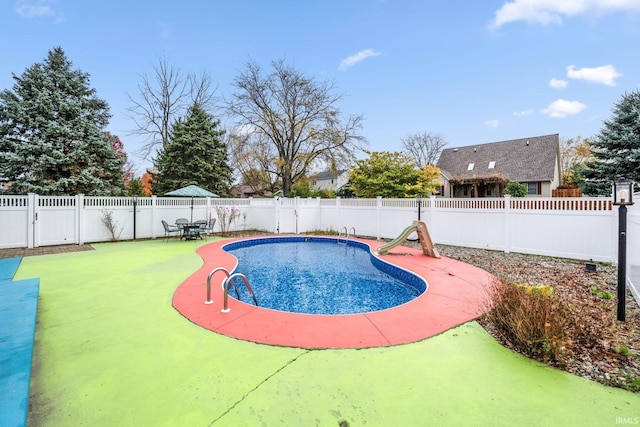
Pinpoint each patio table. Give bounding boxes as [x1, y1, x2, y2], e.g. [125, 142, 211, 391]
[180, 223, 203, 240]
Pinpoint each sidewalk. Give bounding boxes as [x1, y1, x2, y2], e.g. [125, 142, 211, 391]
[0, 244, 94, 259]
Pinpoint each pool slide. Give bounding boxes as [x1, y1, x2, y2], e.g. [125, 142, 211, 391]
[377, 220, 440, 258]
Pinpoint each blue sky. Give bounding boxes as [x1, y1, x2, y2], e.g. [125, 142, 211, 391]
[2, 0, 639, 174]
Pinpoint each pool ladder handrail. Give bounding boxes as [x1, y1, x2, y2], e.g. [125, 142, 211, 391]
[205, 267, 259, 312]
[338, 226, 356, 245]
[222, 273, 258, 313]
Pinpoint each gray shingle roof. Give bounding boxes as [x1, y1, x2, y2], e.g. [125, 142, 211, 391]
[436, 134, 560, 182]
[312, 170, 347, 181]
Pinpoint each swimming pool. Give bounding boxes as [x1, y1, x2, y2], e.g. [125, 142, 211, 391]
[223, 237, 427, 315]
[172, 236, 494, 348]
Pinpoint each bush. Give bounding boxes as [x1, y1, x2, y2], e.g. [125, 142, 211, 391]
[504, 181, 528, 197]
[100, 210, 123, 242]
[484, 279, 570, 363]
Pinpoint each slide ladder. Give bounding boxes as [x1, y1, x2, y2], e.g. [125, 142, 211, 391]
[377, 221, 440, 258]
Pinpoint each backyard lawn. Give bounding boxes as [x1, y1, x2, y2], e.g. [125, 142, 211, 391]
[17, 239, 640, 426]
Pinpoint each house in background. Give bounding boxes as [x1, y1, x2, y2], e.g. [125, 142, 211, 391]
[230, 184, 268, 198]
[436, 134, 562, 198]
[311, 170, 349, 193]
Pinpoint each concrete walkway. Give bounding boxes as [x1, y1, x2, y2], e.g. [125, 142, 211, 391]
[15, 239, 640, 426]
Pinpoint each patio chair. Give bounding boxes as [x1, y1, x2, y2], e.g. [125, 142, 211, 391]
[161, 220, 181, 242]
[194, 218, 216, 239]
[175, 218, 190, 239]
[175, 218, 190, 227]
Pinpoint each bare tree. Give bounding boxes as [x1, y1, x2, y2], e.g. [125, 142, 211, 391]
[401, 132, 447, 166]
[126, 57, 217, 160]
[227, 129, 281, 194]
[226, 59, 366, 197]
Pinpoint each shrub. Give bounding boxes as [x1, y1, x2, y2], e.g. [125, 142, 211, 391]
[100, 210, 123, 242]
[215, 205, 241, 236]
[504, 181, 528, 197]
[484, 278, 569, 363]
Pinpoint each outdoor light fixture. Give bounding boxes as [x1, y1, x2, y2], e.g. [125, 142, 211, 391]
[132, 195, 139, 241]
[613, 179, 634, 206]
[613, 179, 634, 321]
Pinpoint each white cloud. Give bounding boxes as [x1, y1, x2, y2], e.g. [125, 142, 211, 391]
[566, 64, 622, 86]
[540, 99, 587, 118]
[549, 78, 568, 88]
[489, 0, 640, 29]
[338, 49, 382, 71]
[15, 0, 63, 22]
[513, 108, 534, 116]
[484, 119, 500, 128]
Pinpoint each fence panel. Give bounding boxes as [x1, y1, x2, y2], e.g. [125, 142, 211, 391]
[624, 200, 640, 301]
[0, 196, 29, 249]
[432, 208, 506, 251]
[508, 210, 613, 261]
[36, 196, 78, 246]
[83, 197, 134, 243]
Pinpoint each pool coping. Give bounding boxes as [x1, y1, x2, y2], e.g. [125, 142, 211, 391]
[172, 236, 496, 349]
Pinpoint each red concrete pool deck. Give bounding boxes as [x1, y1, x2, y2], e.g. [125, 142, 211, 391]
[172, 236, 496, 349]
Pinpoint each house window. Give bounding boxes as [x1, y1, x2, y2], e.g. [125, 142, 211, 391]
[488, 161, 495, 169]
[467, 163, 474, 171]
[527, 182, 541, 195]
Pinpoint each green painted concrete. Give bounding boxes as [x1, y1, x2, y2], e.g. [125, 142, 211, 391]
[17, 239, 640, 426]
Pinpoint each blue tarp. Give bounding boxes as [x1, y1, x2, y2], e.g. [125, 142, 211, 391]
[0, 257, 39, 427]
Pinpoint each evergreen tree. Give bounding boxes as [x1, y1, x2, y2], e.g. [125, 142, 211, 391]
[0, 47, 125, 195]
[153, 103, 232, 196]
[584, 90, 640, 196]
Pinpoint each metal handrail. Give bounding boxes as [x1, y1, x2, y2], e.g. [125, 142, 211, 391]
[338, 226, 348, 245]
[205, 267, 230, 304]
[338, 226, 355, 245]
[222, 273, 258, 313]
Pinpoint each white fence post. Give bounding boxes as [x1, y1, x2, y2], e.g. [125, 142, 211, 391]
[274, 197, 280, 233]
[295, 196, 300, 234]
[151, 195, 157, 239]
[504, 195, 511, 254]
[27, 193, 36, 249]
[429, 195, 436, 228]
[77, 194, 84, 245]
[376, 196, 382, 240]
[336, 197, 342, 233]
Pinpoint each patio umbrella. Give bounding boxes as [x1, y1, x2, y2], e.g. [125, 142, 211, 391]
[165, 185, 219, 222]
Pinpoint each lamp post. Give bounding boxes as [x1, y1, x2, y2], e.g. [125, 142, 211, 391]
[613, 179, 634, 321]
[417, 193, 423, 221]
[132, 195, 138, 241]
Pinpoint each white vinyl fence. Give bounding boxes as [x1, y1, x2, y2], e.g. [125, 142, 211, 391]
[1, 193, 638, 300]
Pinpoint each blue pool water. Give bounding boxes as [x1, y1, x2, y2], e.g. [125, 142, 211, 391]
[223, 237, 427, 315]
